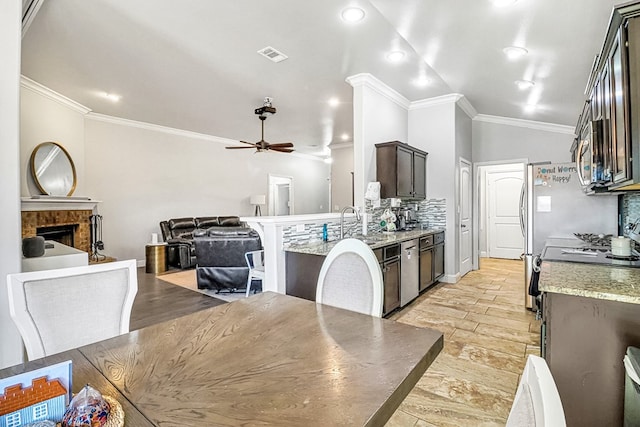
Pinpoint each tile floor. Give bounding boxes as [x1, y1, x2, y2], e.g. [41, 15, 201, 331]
[386, 258, 540, 427]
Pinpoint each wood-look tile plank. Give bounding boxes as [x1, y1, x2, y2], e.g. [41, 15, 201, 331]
[485, 307, 537, 323]
[415, 372, 514, 418]
[465, 312, 532, 332]
[474, 324, 541, 346]
[451, 328, 527, 357]
[421, 352, 519, 394]
[385, 409, 423, 427]
[458, 347, 525, 377]
[427, 298, 489, 315]
[399, 386, 506, 427]
[401, 312, 475, 334]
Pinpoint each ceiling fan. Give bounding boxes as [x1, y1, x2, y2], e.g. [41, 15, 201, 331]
[226, 98, 295, 153]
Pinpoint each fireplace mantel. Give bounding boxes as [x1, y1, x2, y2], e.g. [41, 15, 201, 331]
[21, 196, 101, 212]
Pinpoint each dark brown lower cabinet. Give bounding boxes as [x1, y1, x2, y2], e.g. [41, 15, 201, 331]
[381, 258, 400, 315]
[543, 292, 640, 426]
[419, 247, 433, 292]
[433, 243, 444, 280]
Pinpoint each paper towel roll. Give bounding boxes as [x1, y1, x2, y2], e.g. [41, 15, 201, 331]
[151, 233, 158, 244]
[612, 236, 631, 257]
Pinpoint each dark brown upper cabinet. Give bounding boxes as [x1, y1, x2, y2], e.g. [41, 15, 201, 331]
[578, 3, 640, 191]
[375, 141, 427, 199]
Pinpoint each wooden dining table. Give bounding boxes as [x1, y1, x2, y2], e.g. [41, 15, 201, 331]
[1, 292, 443, 426]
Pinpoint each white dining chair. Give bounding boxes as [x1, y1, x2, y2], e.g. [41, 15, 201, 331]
[506, 355, 566, 427]
[7, 259, 138, 360]
[316, 238, 383, 317]
[244, 250, 265, 297]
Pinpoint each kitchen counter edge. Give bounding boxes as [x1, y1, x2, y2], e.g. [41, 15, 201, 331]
[539, 260, 640, 305]
[284, 229, 444, 256]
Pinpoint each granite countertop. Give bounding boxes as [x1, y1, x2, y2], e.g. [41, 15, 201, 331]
[539, 260, 640, 305]
[284, 229, 444, 256]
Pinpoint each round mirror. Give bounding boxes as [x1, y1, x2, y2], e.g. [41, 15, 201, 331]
[30, 142, 77, 196]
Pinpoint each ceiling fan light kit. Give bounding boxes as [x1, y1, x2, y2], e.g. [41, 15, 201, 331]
[226, 99, 295, 153]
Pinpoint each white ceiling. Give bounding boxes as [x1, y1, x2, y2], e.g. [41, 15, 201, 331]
[21, 0, 619, 155]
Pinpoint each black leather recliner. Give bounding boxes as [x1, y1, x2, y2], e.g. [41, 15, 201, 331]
[159, 216, 244, 269]
[194, 228, 262, 292]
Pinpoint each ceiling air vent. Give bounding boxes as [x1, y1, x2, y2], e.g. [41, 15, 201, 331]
[257, 46, 288, 63]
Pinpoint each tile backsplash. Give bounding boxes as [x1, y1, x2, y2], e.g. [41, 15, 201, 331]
[621, 193, 640, 226]
[282, 198, 447, 246]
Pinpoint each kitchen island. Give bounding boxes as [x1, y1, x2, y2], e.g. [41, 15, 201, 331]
[285, 229, 444, 316]
[539, 260, 640, 426]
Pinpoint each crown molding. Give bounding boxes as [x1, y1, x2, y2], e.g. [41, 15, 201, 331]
[21, 76, 91, 114]
[85, 112, 325, 162]
[410, 93, 462, 111]
[409, 93, 477, 119]
[86, 112, 237, 144]
[455, 96, 478, 118]
[345, 73, 410, 110]
[474, 114, 576, 135]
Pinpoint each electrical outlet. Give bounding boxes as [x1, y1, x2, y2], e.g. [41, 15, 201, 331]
[296, 224, 305, 232]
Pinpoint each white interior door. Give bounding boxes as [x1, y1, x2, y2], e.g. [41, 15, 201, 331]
[276, 184, 290, 216]
[268, 175, 294, 216]
[487, 167, 524, 259]
[459, 158, 472, 277]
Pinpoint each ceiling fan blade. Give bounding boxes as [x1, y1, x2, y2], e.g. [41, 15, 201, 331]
[270, 147, 295, 153]
[267, 142, 294, 148]
[226, 146, 256, 149]
[238, 140, 257, 146]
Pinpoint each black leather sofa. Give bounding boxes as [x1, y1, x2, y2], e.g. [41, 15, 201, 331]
[194, 228, 262, 292]
[159, 216, 245, 269]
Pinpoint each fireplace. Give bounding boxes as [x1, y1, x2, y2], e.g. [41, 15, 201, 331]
[22, 209, 92, 254]
[36, 224, 78, 248]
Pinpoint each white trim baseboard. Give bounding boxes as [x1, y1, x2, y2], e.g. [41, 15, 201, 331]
[440, 273, 461, 284]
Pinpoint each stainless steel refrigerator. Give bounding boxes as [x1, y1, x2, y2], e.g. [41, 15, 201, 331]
[521, 162, 618, 309]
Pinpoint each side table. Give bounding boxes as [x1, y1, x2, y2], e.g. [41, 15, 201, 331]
[145, 243, 167, 274]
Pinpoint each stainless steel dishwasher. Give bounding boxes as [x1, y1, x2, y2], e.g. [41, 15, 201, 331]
[400, 239, 419, 306]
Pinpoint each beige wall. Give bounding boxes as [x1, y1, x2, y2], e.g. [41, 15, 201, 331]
[0, 0, 24, 369]
[472, 119, 574, 164]
[330, 145, 354, 212]
[20, 85, 87, 196]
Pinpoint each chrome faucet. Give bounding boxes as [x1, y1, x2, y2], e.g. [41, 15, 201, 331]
[340, 206, 361, 239]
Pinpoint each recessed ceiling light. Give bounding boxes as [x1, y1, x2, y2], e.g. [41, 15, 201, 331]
[341, 133, 350, 141]
[386, 50, 405, 62]
[341, 7, 365, 23]
[101, 92, 121, 102]
[503, 46, 528, 60]
[491, 0, 518, 7]
[328, 97, 340, 107]
[524, 103, 537, 113]
[413, 76, 431, 87]
[515, 80, 535, 90]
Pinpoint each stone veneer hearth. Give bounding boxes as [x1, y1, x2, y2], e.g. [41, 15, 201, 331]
[21, 209, 92, 253]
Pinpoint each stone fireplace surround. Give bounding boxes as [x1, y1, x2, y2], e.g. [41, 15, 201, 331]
[20, 198, 100, 255]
